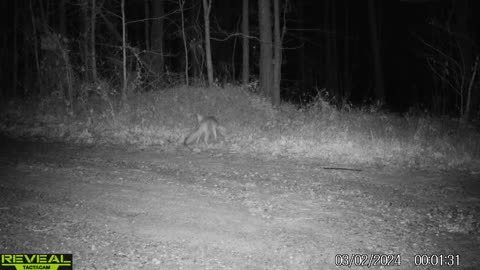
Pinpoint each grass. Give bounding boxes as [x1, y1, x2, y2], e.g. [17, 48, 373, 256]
[1, 83, 479, 170]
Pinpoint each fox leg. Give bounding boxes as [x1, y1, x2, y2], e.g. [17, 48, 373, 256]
[212, 127, 217, 141]
[204, 131, 210, 145]
[195, 132, 201, 144]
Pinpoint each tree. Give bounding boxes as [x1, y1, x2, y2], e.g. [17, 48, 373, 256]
[258, 0, 273, 99]
[179, 0, 189, 85]
[121, 0, 127, 101]
[151, 0, 165, 79]
[81, 0, 89, 81]
[90, 0, 97, 81]
[418, 0, 478, 120]
[13, 0, 18, 96]
[272, 0, 282, 106]
[202, 0, 214, 86]
[242, 0, 249, 84]
[454, 0, 476, 121]
[297, 2, 306, 91]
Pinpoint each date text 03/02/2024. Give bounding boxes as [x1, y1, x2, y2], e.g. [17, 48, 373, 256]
[335, 254, 401, 267]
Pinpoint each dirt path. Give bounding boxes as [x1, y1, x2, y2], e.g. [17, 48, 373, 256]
[0, 138, 479, 269]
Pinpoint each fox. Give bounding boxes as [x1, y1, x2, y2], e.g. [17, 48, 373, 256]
[184, 114, 226, 146]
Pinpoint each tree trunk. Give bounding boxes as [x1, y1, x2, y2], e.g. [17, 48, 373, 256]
[272, 0, 281, 106]
[1, 23, 7, 99]
[463, 56, 478, 123]
[297, 2, 306, 90]
[367, 0, 385, 102]
[241, 0, 249, 84]
[121, 0, 127, 101]
[179, 0, 189, 85]
[202, 0, 214, 86]
[343, 0, 351, 98]
[455, 0, 474, 120]
[90, 0, 97, 81]
[258, 0, 273, 98]
[81, 0, 90, 81]
[23, 0, 34, 97]
[13, 0, 18, 96]
[58, 37, 74, 105]
[144, 0, 150, 51]
[188, 7, 203, 80]
[30, 0, 40, 76]
[151, 0, 165, 78]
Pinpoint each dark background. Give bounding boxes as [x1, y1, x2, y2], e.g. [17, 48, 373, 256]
[1, 0, 479, 115]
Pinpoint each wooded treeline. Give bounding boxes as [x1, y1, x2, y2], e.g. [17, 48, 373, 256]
[0, 0, 282, 106]
[1, 0, 479, 120]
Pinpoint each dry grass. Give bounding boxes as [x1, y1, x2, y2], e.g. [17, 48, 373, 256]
[1, 84, 479, 170]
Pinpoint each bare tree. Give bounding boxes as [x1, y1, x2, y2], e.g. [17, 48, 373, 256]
[30, 0, 40, 76]
[272, 0, 282, 106]
[417, 0, 478, 120]
[242, 0, 249, 84]
[454, 0, 476, 121]
[13, 0, 18, 96]
[57, 36, 74, 105]
[78, 0, 98, 82]
[151, 0, 165, 79]
[90, 0, 97, 81]
[297, 2, 306, 91]
[420, 35, 478, 120]
[188, 6, 204, 81]
[81, 0, 90, 81]
[121, 0, 127, 101]
[179, 0, 189, 85]
[258, 0, 273, 99]
[202, 0, 214, 86]
[464, 57, 478, 122]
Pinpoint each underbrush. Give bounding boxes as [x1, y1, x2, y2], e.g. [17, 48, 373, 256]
[1, 83, 479, 170]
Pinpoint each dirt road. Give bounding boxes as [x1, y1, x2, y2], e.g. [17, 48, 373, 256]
[0, 137, 479, 269]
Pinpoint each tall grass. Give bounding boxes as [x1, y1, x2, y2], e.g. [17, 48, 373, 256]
[1, 83, 479, 170]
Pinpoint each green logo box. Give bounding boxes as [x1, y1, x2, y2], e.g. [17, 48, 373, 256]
[1, 254, 72, 270]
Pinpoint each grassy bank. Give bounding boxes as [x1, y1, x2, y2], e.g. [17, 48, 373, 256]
[1, 84, 479, 170]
